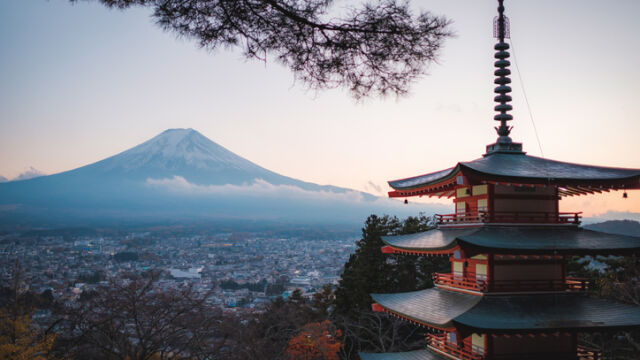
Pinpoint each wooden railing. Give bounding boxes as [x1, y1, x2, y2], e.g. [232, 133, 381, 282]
[434, 273, 589, 293]
[433, 272, 487, 292]
[491, 345, 600, 360]
[436, 211, 582, 226]
[427, 333, 483, 360]
[427, 333, 601, 360]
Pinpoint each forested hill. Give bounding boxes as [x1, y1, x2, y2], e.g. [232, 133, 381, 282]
[584, 220, 640, 237]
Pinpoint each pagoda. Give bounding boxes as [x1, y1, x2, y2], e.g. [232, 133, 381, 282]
[360, 1, 640, 359]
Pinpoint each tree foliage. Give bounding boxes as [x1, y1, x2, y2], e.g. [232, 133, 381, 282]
[285, 320, 341, 360]
[74, 0, 452, 98]
[233, 291, 329, 359]
[54, 271, 234, 360]
[332, 214, 448, 358]
[334, 214, 446, 317]
[0, 261, 55, 360]
[0, 312, 55, 360]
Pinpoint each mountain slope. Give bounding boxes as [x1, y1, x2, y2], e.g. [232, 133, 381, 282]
[47, 128, 348, 191]
[0, 129, 429, 228]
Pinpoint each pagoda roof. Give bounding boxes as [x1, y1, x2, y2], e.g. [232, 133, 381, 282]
[371, 289, 481, 329]
[381, 227, 640, 256]
[456, 293, 640, 332]
[359, 349, 443, 360]
[372, 288, 640, 333]
[388, 152, 640, 197]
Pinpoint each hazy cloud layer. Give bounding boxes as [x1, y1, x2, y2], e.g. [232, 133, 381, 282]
[0, 176, 7, 183]
[146, 176, 367, 203]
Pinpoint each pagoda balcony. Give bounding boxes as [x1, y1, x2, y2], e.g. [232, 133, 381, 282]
[427, 333, 601, 360]
[427, 333, 483, 360]
[490, 345, 601, 360]
[436, 211, 582, 227]
[577, 345, 602, 360]
[433, 273, 589, 293]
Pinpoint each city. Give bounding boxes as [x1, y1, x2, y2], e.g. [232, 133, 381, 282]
[0, 228, 358, 321]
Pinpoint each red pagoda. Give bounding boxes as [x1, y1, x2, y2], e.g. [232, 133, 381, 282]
[360, 1, 640, 359]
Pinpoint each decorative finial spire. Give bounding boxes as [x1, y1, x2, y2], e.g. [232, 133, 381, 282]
[493, 0, 512, 142]
[485, 0, 522, 155]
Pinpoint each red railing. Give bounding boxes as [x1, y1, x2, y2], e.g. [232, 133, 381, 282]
[434, 273, 589, 293]
[491, 345, 600, 360]
[428, 333, 600, 360]
[436, 211, 582, 226]
[427, 333, 483, 360]
[490, 277, 589, 292]
[433, 272, 487, 292]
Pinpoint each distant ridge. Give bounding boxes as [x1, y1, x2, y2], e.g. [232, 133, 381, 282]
[584, 220, 640, 237]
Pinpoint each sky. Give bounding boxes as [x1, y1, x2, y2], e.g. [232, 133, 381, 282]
[1, 0, 639, 218]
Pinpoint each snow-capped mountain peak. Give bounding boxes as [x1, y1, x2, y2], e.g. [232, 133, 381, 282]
[94, 128, 263, 175]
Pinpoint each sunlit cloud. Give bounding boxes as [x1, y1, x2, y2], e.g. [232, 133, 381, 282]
[146, 176, 367, 203]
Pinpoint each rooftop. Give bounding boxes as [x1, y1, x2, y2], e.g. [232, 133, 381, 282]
[381, 226, 640, 256]
[372, 288, 640, 334]
[359, 350, 443, 360]
[389, 152, 640, 198]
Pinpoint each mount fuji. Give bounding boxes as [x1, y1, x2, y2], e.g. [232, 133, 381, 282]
[0, 129, 431, 228]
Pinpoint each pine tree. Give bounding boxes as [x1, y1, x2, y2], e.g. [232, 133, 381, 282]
[332, 214, 448, 358]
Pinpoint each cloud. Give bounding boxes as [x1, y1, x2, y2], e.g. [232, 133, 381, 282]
[145, 176, 367, 203]
[0, 176, 7, 183]
[13, 167, 46, 181]
[365, 180, 383, 195]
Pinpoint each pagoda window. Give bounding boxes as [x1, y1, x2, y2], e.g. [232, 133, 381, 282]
[477, 198, 488, 212]
[447, 332, 457, 345]
[472, 185, 488, 196]
[471, 333, 485, 355]
[455, 201, 466, 215]
[475, 263, 488, 281]
[452, 261, 464, 278]
[456, 187, 470, 198]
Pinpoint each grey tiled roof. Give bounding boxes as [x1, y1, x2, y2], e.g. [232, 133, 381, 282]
[456, 293, 640, 331]
[371, 288, 640, 331]
[360, 349, 443, 360]
[381, 227, 640, 255]
[371, 288, 481, 328]
[462, 153, 640, 181]
[388, 152, 640, 190]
